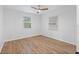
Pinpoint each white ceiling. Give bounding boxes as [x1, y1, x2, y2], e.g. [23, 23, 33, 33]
[4, 5, 63, 14]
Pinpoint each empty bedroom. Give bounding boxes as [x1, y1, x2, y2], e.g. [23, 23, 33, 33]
[0, 5, 77, 54]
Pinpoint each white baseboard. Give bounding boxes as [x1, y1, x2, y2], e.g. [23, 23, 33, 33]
[41, 34, 76, 45]
[77, 44, 79, 52]
[0, 43, 4, 53]
[0, 34, 41, 53]
[5, 34, 41, 42]
[0, 48, 1, 53]
[5, 34, 76, 45]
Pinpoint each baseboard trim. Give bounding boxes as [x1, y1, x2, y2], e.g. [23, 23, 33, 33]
[0, 48, 1, 53]
[75, 52, 79, 54]
[0, 43, 4, 53]
[5, 34, 41, 42]
[5, 34, 76, 45]
[41, 35, 76, 45]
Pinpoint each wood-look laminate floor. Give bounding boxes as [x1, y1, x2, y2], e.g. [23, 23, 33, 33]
[1, 35, 76, 54]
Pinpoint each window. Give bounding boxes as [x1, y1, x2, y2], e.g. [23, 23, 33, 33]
[48, 16, 58, 30]
[23, 16, 31, 28]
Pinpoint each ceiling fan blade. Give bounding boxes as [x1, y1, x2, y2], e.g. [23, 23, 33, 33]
[31, 7, 39, 10]
[40, 8, 48, 10]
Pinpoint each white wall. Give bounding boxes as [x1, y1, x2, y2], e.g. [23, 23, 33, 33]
[41, 6, 76, 45]
[3, 8, 41, 41]
[0, 6, 77, 52]
[0, 6, 4, 52]
[77, 5, 79, 52]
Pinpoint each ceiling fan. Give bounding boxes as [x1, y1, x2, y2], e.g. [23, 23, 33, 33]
[31, 5, 48, 14]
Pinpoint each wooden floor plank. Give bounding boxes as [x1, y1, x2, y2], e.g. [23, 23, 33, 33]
[1, 35, 76, 54]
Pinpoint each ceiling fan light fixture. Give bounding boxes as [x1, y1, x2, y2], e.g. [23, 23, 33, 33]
[36, 10, 41, 14]
[31, 5, 48, 14]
